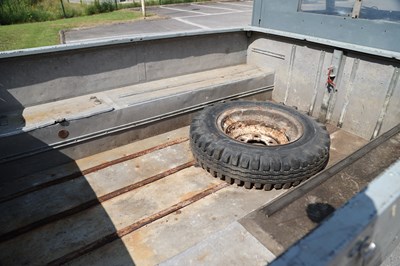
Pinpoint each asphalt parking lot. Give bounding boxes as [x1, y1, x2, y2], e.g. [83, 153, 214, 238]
[65, 1, 253, 43]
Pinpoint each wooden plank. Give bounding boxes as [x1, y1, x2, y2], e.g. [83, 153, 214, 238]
[0, 167, 223, 265]
[50, 183, 229, 265]
[67, 129, 368, 265]
[159, 222, 275, 266]
[0, 141, 193, 238]
[68, 185, 285, 265]
[0, 127, 190, 202]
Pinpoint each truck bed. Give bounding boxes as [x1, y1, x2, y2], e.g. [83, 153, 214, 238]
[1, 1, 399, 263]
[0, 124, 372, 265]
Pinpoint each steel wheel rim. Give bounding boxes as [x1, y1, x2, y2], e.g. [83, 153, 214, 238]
[216, 106, 304, 146]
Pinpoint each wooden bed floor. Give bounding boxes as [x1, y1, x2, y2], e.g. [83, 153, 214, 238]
[0, 125, 369, 265]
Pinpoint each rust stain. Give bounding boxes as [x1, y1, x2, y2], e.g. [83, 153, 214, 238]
[179, 182, 223, 202]
[196, 252, 209, 262]
[58, 129, 69, 139]
[0, 137, 189, 203]
[81, 137, 189, 175]
[0, 162, 195, 243]
[99, 161, 195, 203]
[124, 231, 155, 264]
[226, 122, 289, 145]
[47, 182, 229, 265]
[179, 191, 201, 202]
[117, 182, 228, 238]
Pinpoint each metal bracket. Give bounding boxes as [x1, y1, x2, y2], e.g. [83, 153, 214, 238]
[352, 0, 363, 19]
[349, 236, 377, 263]
[318, 49, 343, 123]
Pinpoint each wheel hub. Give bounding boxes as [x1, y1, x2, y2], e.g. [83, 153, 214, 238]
[225, 122, 289, 146]
[217, 106, 303, 146]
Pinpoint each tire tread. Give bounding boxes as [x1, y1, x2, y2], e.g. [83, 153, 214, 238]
[190, 101, 331, 190]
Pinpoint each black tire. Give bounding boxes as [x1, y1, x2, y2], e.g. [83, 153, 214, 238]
[189, 101, 330, 190]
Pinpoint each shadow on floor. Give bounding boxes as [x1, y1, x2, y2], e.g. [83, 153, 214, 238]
[306, 202, 336, 224]
[0, 88, 135, 265]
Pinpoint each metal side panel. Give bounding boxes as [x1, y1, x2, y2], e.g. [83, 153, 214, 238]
[247, 33, 400, 140]
[271, 159, 400, 266]
[380, 72, 400, 135]
[0, 31, 247, 113]
[0, 64, 274, 178]
[251, 0, 263, 26]
[0, 65, 274, 162]
[246, 34, 296, 105]
[336, 56, 394, 139]
[283, 45, 329, 111]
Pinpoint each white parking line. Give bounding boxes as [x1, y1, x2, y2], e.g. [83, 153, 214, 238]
[160, 5, 209, 15]
[176, 10, 248, 19]
[190, 3, 239, 12]
[173, 17, 211, 29]
[217, 1, 253, 8]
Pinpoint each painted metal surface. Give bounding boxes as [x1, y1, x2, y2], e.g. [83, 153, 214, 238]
[0, 94, 114, 137]
[0, 3, 398, 264]
[247, 33, 400, 140]
[1, 24, 398, 163]
[0, 28, 244, 59]
[0, 93, 270, 181]
[319, 49, 343, 123]
[0, 64, 273, 165]
[252, 0, 400, 54]
[0, 32, 248, 113]
[372, 68, 399, 139]
[263, 124, 399, 218]
[271, 159, 400, 266]
[242, 130, 400, 263]
[247, 26, 400, 60]
[0, 0, 400, 265]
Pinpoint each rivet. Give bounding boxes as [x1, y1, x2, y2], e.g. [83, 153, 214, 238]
[58, 129, 69, 139]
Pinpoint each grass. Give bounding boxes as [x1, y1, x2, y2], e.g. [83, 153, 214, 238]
[0, 9, 141, 51]
[0, 0, 120, 24]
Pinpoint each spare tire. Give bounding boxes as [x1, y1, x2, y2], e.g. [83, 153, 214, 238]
[190, 101, 330, 190]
